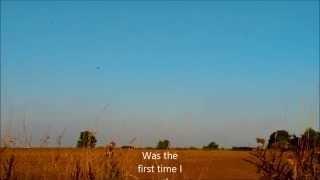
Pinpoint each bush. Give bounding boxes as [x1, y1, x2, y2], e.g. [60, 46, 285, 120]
[246, 128, 320, 179]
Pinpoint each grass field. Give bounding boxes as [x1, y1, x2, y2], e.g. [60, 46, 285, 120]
[0, 148, 259, 180]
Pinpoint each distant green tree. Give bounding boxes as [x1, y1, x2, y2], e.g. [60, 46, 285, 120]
[302, 128, 320, 147]
[267, 130, 290, 148]
[303, 128, 319, 139]
[157, 139, 170, 149]
[203, 141, 219, 150]
[77, 130, 97, 148]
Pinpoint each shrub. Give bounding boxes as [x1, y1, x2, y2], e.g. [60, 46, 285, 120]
[246, 128, 320, 179]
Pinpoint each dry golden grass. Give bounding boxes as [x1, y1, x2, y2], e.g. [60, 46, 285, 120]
[0, 148, 259, 180]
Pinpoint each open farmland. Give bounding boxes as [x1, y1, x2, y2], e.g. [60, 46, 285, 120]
[0, 148, 258, 180]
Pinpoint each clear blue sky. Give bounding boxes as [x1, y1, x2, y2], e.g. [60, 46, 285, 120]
[1, 1, 319, 147]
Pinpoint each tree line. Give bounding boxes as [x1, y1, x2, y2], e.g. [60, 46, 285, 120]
[76, 128, 320, 150]
[76, 130, 220, 150]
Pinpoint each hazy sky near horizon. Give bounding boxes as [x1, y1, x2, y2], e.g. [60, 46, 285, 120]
[1, 1, 319, 147]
